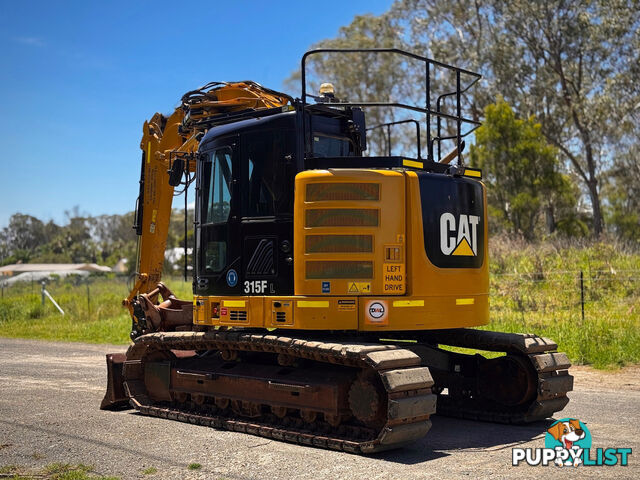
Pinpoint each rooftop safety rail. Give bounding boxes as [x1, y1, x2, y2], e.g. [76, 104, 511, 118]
[301, 48, 482, 165]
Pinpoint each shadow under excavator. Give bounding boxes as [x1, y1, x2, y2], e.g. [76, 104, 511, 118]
[371, 415, 553, 465]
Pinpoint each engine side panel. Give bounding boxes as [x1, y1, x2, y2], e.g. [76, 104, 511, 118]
[194, 168, 488, 331]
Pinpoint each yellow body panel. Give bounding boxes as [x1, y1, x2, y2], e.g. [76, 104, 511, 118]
[404, 171, 489, 300]
[193, 168, 489, 332]
[193, 295, 358, 330]
[193, 292, 485, 331]
[294, 169, 406, 297]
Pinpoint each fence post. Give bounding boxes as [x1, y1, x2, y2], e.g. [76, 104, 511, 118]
[41, 280, 46, 307]
[580, 270, 585, 323]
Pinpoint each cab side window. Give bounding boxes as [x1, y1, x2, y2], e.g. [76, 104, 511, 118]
[201, 147, 232, 273]
[244, 130, 293, 217]
[204, 148, 232, 224]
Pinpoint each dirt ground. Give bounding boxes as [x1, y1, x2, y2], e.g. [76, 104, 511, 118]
[1, 338, 638, 479]
[570, 364, 640, 391]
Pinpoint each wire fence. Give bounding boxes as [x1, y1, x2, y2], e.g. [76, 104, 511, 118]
[489, 269, 639, 321]
[0, 270, 637, 321]
[0, 274, 192, 321]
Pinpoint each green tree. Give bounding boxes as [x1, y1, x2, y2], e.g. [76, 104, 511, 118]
[604, 149, 640, 243]
[310, 0, 640, 236]
[285, 14, 426, 157]
[490, 0, 639, 236]
[391, 0, 640, 236]
[0, 227, 10, 265]
[4, 213, 46, 254]
[470, 98, 576, 239]
[31, 209, 97, 264]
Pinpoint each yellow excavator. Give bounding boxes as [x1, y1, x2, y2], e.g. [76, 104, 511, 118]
[101, 49, 573, 453]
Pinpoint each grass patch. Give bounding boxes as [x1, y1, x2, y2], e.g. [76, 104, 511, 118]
[187, 463, 202, 470]
[0, 463, 120, 480]
[0, 465, 19, 474]
[486, 238, 640, 368]
[142, 467, 157, 475]
[0, 275, 190, 345]
[0, 241, 638, 369]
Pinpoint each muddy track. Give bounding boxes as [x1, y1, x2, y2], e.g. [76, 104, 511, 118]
[426, 329, 573, 423]
[122, 331, 438, 453]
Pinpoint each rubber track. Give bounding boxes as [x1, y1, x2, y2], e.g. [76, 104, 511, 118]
[428, 329, 573, 423]
[122, 331, 437, 453]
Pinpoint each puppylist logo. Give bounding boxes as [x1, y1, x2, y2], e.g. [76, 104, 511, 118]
[512, 418, 632, 467]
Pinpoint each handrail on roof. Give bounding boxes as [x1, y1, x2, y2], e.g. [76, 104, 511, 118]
[367, 119, 422, 159]
[300, 48, 481, 165]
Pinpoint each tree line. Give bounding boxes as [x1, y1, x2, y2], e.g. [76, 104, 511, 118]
[0, 207, 193, 269]
[2, 1, 638, 262]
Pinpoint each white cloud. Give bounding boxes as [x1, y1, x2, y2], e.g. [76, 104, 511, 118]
[13, 36, 45, 47]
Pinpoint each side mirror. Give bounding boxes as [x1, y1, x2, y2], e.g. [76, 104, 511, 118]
[168, 158, 185, 186]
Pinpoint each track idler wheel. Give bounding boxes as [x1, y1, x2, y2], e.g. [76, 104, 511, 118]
[348, 375, 385, 425]
[174, 392, 188, 403]
[478, 354, 537, 406]
[323, 413, 348, 428]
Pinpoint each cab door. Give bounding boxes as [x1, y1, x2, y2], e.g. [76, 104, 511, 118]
[239, 128, 296, 296]
[195, 139, 242, 295]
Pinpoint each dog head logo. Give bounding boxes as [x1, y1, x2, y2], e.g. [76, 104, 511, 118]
[546, 419, 586, 449]
[440, 213, 480, 256]
[545, 418, 592, 467]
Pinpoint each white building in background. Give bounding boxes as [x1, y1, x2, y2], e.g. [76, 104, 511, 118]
[0, 263, 112, 286]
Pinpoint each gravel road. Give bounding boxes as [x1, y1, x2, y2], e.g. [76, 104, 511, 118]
[1, 337, 638, 479]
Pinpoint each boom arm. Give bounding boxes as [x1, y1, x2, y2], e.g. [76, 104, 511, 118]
[122, 82, 292, 333]
[124, 108, 198, 308]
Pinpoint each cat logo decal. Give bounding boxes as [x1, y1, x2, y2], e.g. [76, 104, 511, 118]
[440, 213, 480, 256]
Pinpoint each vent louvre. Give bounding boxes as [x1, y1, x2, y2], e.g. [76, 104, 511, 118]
[229, 310, 248, 322]
[275, 311, 287, 322]
[306, 235, 373, 253]
[305, 209, 379, 227]
[306, 183, 380, 201]
[306, 261, 373, 279]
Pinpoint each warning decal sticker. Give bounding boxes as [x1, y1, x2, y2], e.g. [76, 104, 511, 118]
[347, 282, 371, 294]
[365, 299, 388, 326]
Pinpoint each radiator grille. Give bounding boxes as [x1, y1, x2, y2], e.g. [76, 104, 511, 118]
[275, 311, 287, 323]
[229, 310, 248, 322]
[305, 235, 373, 253]
[306, 183, 380, 201]
[306, 260, 373, 279]
[305, 209, 379, 227]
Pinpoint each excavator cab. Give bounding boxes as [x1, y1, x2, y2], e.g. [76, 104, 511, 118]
[194, 101, 366, 298]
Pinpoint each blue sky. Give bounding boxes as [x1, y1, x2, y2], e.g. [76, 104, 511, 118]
[0, 0, 392, 228]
